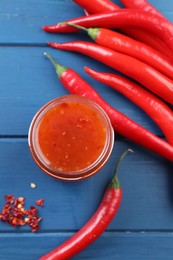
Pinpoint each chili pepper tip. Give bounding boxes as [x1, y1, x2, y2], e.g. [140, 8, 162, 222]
[42, 25, 50, 32]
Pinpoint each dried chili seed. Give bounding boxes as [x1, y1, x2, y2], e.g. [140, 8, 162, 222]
[30, 183, 37, 189]
[17, 204, 22, 209]
[35, 199, 44, 207]
[24, 217, 29, 223]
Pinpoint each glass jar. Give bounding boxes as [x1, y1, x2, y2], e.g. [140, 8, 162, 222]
[28, 95, 114, 181]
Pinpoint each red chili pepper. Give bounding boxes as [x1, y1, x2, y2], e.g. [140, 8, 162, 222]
[73, 0, 120, 14]
[39, 149, 131, 260]
[124, 29, 173, 60]
[48, 41, 173, 105]
[43, 9, 173, 52]
[44, 52, 173, 161]
[121, 0, 169, 19]
[84, 66, 173, 145]
[66, 1, 173, 58]
[66, 23, 173, 80]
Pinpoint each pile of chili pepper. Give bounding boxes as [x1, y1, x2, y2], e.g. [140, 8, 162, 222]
[42, 0, 173, 161]
[40, 0, 173, 258]
[44, 51, 173, 161]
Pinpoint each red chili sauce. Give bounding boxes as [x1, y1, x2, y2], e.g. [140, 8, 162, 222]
[37, 101, 107, 172]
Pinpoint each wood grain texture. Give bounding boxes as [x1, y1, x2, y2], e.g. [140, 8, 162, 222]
[0, 0, 173, 259]
[1, 232, 173, 260]
[0, 139, 172, 233]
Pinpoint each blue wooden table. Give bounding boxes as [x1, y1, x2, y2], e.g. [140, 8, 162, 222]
[0, 0, 173, 259]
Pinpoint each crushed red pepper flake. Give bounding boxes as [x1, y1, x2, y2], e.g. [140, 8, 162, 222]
[35, 199, 44, 207]
[0, 195, 44, 232]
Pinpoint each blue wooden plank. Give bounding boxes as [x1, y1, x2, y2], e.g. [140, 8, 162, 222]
[0, 1, 173, 259]
[0, 0, 86, 44]
[0, 46, 165, 136]
[1, 232, 173, 260]
[0, 139, 172, 232]
[0, 0, 172, 44]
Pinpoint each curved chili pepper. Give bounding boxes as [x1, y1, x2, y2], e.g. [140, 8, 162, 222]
[121, 0, 169, 19]
[84, 66, 173, 145]
[43, 52, 173, 161]
[48, 41, 173, 105]
[43, 9, 173, 52]
[39, 149, 132, 260]
[124, 29, 173, 60]
[66, 23, 173, 80]
[73, 0, 120, 14]
[68, 0, 173, 58]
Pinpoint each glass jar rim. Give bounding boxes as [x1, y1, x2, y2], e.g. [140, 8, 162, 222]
[28, 95, 114, 181]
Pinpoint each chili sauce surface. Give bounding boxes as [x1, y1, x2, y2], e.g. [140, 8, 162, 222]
[37, 101, 107, 172]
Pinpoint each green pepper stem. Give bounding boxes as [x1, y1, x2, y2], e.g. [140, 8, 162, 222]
[62, 22, 100, 42]
[44, 52, 67, 78]
[108, 149, 133, 189]
[63, 22, 88, 32]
